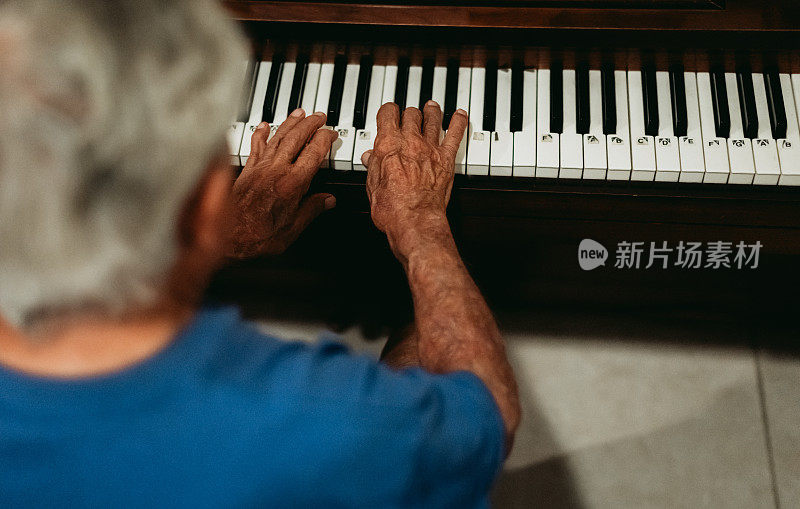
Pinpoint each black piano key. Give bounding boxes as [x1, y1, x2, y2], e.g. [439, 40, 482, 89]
[287, 54, 309, 116]
[669, 65, 688, 137]
[262, 52, 285, 123]
[353, 54, 373, 130]
[600, 63, 616, 135]
[510, 60, 524, 132]
[575, 62, 591, 135]
[443, 58, 459, 129]
[326, 54, 347, 127]
[394, 56, 410, 110]
[419, 58, 435, 109]
[764, 70, 788, 139]
[483, 59, 498, 132]
[736, 71, 758, 139]
[710, 69, 730, 138]
[641, 64, 659, 137]
[550, 62, 563, 134]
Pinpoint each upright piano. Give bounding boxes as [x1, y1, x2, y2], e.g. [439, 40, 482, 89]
[212, 1, 800, 334]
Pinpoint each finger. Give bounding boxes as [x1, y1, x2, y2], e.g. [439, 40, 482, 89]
[401, 107, 423, 136]
[288, 193, 336, 239]
[376, 102, 400, 134]
[274, 112, 328, 163]
[361, 149, 373, 168]
[249, 121, 271, 159]
[268, 108, 308, 148]
[293, 127, 339, 181]
[422, 100, 443, 145]
[440, 108, 469, 161]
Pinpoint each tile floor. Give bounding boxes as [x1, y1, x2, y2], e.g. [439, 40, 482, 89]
[257, 309, 798, 509]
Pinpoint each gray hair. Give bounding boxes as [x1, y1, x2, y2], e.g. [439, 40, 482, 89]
[0, 0, 248, 330]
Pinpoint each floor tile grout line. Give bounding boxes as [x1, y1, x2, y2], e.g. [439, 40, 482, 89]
[753, 347, 782, 509]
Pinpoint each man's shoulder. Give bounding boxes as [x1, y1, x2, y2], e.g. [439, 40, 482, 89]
[186, 305, 362, 397]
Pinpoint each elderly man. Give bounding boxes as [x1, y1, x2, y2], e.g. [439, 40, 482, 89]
[0, 0, 520, 506]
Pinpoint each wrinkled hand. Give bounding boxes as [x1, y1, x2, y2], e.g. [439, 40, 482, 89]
[362, 101, 468, 257]
[227, 110, 338, 258]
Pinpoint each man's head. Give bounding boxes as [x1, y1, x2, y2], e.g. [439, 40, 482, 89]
[0, 0, 247, 331]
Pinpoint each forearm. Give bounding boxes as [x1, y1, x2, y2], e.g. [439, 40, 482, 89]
[392, 217, 521, 444]
[380, 325, 421, 370]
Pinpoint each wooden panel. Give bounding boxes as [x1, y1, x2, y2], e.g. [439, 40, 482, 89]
[209, 207, 800, 329]
[261, 0, 724, 8]
[303, 171, 800, 232]
[224, 0, 800, 32]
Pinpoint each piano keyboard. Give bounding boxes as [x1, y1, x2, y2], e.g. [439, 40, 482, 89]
[229, 46, 800, 186]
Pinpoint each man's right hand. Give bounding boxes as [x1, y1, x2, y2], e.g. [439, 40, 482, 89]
[363, 101, 520, 452]
[361, 101, 468, 260]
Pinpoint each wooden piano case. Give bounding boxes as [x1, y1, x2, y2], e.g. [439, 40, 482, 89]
[211, 1, 800, 333]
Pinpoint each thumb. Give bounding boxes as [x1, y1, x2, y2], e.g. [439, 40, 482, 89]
[361, 149, 373, 168]
[289, 193, 336, 237]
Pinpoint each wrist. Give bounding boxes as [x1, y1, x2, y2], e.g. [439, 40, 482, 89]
[386, 212, 455, 265]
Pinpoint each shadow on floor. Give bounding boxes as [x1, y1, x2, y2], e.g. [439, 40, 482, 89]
[492, 384, 775, 509]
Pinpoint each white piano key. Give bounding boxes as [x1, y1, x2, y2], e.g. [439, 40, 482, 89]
[560, 69, 583, 179]
[627, 70, 656, 180]
[300, 61, 321, 114]
[495, 68, 512, 132]
[313, 59, 337, 169]
[248, 60, 273, 124]
[453, 66, 472, 174]
[583, 69, 608, 180]
[354, 65, 386, 171]
[432, 65, 447, 106]
[725, 72, 755, 184]
[229, 60, 256, 166]
[331, 63, 360, 170]
[751, 73, 780, 185]
[337, 63, 360, 127]
[536, 68, 559, 178]
[272, 61, 296, 126]
[228, 123, 246, 166]
[467, 66, 490, 175]
[778, 74, 800, 185]
[368, 66, 387, 128]
[654, 71, 680, 181]
[382, 64, 398, 105]
[490, 132, 514, 176]
[314, 61, 335, 122]
[240, 60, 272, 166]
[607, 70, 632, 180]
[696, 72, 730, 183]
[491, 67, 513, 176]
[513, 68, 537, 178]
[265, 62, 297, 147]
[406, 65, 423, 109]
[678, 72, 705, 183]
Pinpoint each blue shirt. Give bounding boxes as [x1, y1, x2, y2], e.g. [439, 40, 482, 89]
[0, 306, 504, 508]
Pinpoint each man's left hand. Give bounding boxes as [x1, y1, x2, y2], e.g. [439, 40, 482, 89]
[227, 110, 338, 258]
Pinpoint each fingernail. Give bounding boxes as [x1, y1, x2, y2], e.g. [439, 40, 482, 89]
[257, 122, 268, 129]
[456, 109, 467, 116]
[313, 111, 326, 117]
[426, 100, 439, 108]
[290, 108, 305, 118]
[324, 195, 337, 210]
